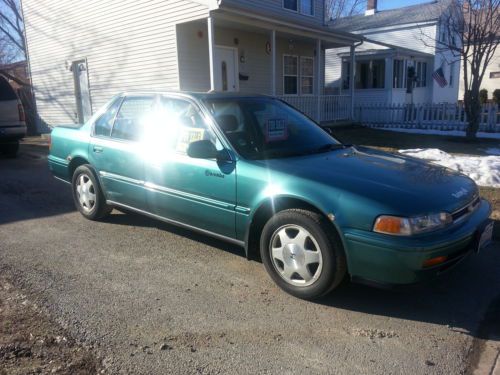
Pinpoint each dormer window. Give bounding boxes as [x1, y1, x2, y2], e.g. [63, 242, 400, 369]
[283, 0, 314, 16]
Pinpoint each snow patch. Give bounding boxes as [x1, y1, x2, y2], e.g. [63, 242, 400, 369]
[399, 148, 500, 188]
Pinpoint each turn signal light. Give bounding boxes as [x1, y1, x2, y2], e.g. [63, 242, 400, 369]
[373, 216, 405, 235]
[423, 256, 448, 268]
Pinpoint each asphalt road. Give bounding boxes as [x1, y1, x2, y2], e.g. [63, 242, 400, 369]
[1, 144, 499, 375]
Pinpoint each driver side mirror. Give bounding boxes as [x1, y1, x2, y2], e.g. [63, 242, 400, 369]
[187, 140, 218, 159]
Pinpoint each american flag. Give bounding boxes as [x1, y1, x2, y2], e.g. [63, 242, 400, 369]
[432, 67, 448, 87]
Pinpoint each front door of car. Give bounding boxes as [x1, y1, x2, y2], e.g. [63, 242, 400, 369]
[89, 95, 155, 210]
[144, 96, 236, 238]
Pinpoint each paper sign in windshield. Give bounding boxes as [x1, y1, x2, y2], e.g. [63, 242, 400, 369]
[265, 118, 288, 142]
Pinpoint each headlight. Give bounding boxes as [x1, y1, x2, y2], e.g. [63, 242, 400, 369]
[373, 212, 452, 236]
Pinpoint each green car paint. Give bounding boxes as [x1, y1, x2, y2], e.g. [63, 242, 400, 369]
[48, 93, 493, 287]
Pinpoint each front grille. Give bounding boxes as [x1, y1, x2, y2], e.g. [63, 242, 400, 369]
[451, 196, 480, 222]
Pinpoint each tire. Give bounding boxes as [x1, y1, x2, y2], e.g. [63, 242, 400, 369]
[260, 209, 346, 300]
[72, 164, 112, 220]
[1, 141, 19, 158]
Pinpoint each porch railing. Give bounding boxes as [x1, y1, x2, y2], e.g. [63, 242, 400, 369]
[278, 95, 351, 123]
[355, 103, 500, 133]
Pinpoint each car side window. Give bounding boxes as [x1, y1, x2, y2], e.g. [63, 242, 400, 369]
[93, 97, 122, 137]
[154, 97, 222, 154]
[111, 96, 155, 142]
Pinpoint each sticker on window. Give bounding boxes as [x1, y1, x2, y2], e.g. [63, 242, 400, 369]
[176, 128, 205, 153]
[265, 118, 288, 142]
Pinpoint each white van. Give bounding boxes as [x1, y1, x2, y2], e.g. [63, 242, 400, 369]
[0, 76, 27, 157]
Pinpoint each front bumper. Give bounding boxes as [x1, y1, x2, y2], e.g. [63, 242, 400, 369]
[343, 199, 493, 285]
[0, 125, 27, 141]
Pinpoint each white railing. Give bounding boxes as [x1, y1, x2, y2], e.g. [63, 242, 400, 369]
[278, 95, 351, 123]
[356, 102, 500, 132]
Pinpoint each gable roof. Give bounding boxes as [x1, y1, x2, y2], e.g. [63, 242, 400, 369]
[329, 0, 453, 32]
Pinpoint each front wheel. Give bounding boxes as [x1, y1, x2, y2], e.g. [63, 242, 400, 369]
[260, 209, 346, 300]
[72, 165, 112, 220]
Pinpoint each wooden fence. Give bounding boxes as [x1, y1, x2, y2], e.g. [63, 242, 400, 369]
[356, 103, 500, 133]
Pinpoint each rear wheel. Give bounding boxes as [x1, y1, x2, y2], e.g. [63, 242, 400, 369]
[260, 209, 346, 300]
[72, 165, 112, 220]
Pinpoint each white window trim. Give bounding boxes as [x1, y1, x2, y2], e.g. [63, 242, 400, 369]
[283, 54, 299, 96]
[282, 0, 315, 17]
[300, 56, 315, 96]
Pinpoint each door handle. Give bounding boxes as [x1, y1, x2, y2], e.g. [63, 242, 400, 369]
[93, 146, 103, 153]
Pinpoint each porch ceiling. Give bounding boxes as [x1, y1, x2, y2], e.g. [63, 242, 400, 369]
[211, 9, 359, 49]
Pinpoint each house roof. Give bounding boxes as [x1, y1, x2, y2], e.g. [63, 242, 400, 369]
[328, 0, 453, 32]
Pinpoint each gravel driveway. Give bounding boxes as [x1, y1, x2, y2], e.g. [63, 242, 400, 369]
[1, 144, 499, 375]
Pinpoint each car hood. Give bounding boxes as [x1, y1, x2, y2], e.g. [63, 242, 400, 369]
[251, 146, 478, 216]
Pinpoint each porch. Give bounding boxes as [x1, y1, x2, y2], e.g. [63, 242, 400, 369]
[175, 11, 358, 122]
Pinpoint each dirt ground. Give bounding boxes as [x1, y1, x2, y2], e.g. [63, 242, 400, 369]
[0, 275, 102, 375]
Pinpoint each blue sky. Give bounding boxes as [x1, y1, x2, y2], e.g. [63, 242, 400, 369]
[378, 0, 431, 10]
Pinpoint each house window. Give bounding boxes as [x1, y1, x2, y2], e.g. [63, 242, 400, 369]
[393, 59, 406, 88]
[283, 0, 314, 15]
[300, 57, 314, 95]
[283, 55, 298, 95]
[283, 0, 298, 11]
[490, 71, 500, 79]
[300, 0, 314, 15]
[356, 59, 385, 89]
[415, 61, 427, 87]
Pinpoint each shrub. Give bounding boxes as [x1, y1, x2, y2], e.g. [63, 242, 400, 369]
[493, 89, 500, 105]
[479, 89, 488, 104]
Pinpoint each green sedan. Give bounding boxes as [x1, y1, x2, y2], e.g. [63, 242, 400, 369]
[48, 93, 494, 299]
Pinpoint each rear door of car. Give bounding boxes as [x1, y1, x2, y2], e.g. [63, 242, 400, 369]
[89, 95, 155, 210]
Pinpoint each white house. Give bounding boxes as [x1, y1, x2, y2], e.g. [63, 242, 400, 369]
[21, 0, 363, 130]
[459, 46, 500, 101]
[325, 0, 462, 107]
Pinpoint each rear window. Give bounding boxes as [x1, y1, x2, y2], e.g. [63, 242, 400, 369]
[0, 76, 17, 101]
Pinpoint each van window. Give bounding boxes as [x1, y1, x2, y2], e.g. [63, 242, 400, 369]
[0, 76, 17, 101]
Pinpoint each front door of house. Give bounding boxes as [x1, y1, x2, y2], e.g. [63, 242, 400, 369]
[214, 46, 238, 92]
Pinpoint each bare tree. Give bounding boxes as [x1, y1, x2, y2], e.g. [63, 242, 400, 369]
[0, 0, 27, 85]
[326, 0, 367, 20]
[437, 0, 500, 139]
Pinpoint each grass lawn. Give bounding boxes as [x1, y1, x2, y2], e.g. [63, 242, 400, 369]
[329, 126, 500, 239]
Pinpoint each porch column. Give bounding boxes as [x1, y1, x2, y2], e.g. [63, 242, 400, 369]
[316, 39, 322, 122]
[207, 16, 216, 92]
[271, 30, 276, 96]
[349, 44, 356, 120]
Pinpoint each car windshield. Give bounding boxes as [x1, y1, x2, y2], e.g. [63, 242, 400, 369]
[203, 97, 342, 160]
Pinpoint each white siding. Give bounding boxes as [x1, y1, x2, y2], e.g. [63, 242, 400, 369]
[23, 0, 209, 127]
[221, 0, 325, 26]
[458, 48, 499, 102]
[360, 23, 437, 55]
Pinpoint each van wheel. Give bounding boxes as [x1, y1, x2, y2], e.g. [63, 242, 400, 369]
[260, 209, 346, 300]
[72, 165, 112, 220]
